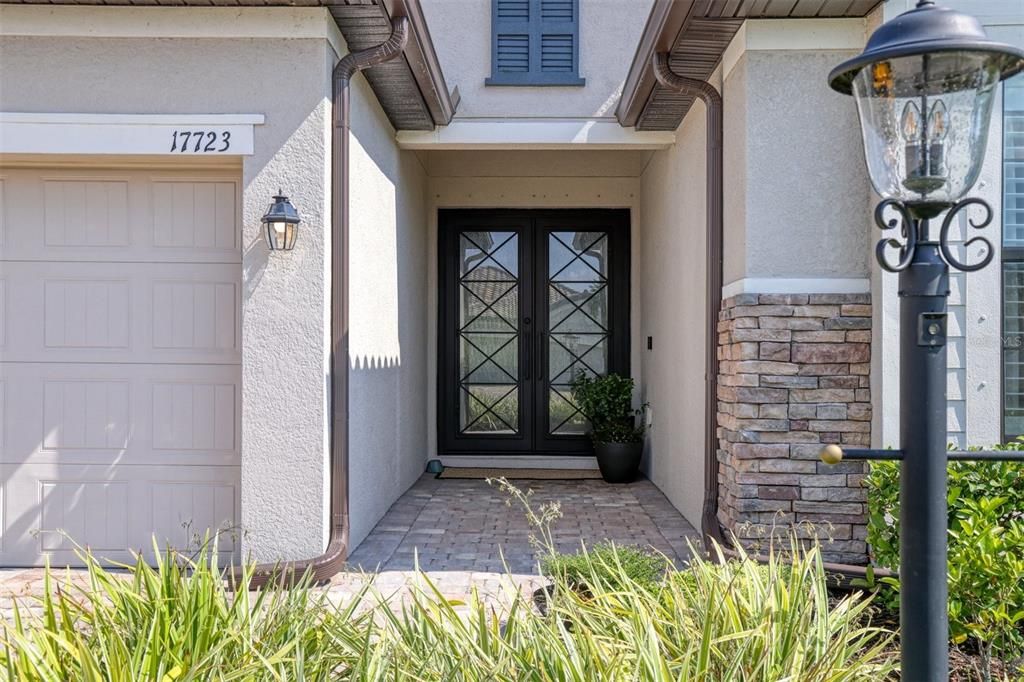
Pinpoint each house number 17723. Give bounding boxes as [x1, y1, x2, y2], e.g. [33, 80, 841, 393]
[170, 130, 231, 153]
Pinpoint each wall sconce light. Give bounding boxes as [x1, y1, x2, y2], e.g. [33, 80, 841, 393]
[262, 191, 301, 251]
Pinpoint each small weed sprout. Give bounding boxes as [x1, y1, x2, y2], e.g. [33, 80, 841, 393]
[486, 477, 562, 559]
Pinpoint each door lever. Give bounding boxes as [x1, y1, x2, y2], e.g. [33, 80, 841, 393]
[524, 329, 532, 380]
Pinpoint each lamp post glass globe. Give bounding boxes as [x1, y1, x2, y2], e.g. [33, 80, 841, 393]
[261, 192, 301, 251]
[853, 52, 997, 206]
[829, 1, 1024, 210]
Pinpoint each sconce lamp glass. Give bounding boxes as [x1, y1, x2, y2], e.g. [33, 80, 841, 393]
[262, 192, 301, 251]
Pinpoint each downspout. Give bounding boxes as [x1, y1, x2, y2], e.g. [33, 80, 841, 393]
[651, 53, 726, 549]
[242, 17, 410, 590]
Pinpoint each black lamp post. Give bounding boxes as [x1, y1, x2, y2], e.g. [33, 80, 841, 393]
[825, 2, 1024, 679]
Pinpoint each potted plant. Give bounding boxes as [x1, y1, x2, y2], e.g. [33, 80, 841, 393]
[570, 372, 646, 483]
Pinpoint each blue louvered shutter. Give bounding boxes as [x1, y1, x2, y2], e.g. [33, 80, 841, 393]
[487, 0, 584, 86]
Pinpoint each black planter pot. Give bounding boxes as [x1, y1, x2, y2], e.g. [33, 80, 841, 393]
[594, 441, 642, 483]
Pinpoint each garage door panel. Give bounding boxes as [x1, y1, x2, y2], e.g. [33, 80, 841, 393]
[0, 178, 7, 249]
[152, 179, 238, 251]
[0, 363, 240, 467]
[44, 179, 130, 248]
[0, 169, 241, 264]
[42, 379, 131, 451]
[150, 481, 238, 556]
[1, 262, 240, 364]
[44, 278, 131, 350]
[39, 479, 129, 552]
[0, 277, 6, 353]
[0, 165, 242, 567]
[1, 463, 240, 567]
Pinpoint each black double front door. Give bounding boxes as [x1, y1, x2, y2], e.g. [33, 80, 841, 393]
[438, 209, 630, 456]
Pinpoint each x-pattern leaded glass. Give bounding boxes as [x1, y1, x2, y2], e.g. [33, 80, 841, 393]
[458, 231, 520, 434]
[548, 231, 609, 435]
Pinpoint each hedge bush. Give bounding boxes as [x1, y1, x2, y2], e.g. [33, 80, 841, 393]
[864, 450, 1024, 676]
[540, 542, 667, 593]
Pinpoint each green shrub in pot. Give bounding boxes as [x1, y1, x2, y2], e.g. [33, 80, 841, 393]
[570, 372, 646, 482]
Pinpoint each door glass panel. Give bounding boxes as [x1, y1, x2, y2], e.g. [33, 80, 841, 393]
[459, 231, 520, 434]
[548, 231, 609, 436]
[461, 385, 519, 433]
[549, 231, 608, 280]
[549, 387, 588, 435]
[461, 231, 518, 279]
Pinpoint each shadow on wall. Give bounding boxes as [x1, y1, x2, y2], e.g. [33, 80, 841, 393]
[242, 237, 270, 300]
[345, 101, 429, 546]
[351, 355, 401, 369]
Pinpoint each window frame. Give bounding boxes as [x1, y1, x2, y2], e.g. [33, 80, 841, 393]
[1002, 255, 1024, 444]
[486, 0, 586, 87]
[1002, 74, 1024, 443]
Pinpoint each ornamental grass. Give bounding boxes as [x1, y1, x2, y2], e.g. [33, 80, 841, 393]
[1, 531, 895, 681]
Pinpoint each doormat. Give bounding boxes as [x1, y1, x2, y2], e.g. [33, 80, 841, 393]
[437, 467, 602, 480]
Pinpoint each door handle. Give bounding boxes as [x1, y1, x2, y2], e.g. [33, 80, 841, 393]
[524, 329, 532, 381]
[537, 331, 545, 384]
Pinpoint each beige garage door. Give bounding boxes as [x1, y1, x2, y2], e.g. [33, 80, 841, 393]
[0, 164, 241, 566]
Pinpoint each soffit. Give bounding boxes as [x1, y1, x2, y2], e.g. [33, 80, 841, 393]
[334, 0, 456, 131]
[617, 0, 881, 131]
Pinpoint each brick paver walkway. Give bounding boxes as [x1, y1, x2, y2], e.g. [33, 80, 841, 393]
[346, 474, 700, 573]
[1, 474, 699, 619]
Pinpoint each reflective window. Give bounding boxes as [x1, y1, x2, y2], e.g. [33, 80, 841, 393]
[1002, 74, 1024, 439]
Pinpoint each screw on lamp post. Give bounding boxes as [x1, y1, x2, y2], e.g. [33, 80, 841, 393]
[826, 2, 1024, 680]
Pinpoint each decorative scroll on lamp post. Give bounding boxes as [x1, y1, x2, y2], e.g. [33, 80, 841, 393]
[824, 2, 1024, 679]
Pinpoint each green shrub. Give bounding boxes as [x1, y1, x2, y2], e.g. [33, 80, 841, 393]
[569, 372, 645, 444]
[865, 454, 1024, 676]
[540, 542, 667, 593]
[1, 537, 371, 681]
[2, 537, 896, 681]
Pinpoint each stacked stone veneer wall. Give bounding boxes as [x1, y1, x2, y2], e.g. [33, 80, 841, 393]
[717, 293, 871, 565]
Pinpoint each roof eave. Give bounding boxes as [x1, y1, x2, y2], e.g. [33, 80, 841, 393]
[615, 0, 695, 128]
[618, 1, 882, 132]
[383, 0, 458, 127]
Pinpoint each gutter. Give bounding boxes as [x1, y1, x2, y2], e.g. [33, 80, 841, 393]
[651, 53, 726, 549]
[241, 16, 411, 590]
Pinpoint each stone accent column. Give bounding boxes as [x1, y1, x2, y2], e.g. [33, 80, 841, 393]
[716, 293, 871, 564]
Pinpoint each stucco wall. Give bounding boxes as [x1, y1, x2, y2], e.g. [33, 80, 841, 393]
[732, 48, 870, 282]
[347, 61, 429, 550]
[723, 57, 749, 288]
[0, 8, 429, 560]
[419, 0, 652, 120]
[637, 102, 709, 528]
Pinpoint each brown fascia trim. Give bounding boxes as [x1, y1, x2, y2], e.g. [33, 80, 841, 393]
[383, 0, 459, 126]
[615, 0, 696, 128]
[651, 53, 725, 551]
[236, 17, 411, 591]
